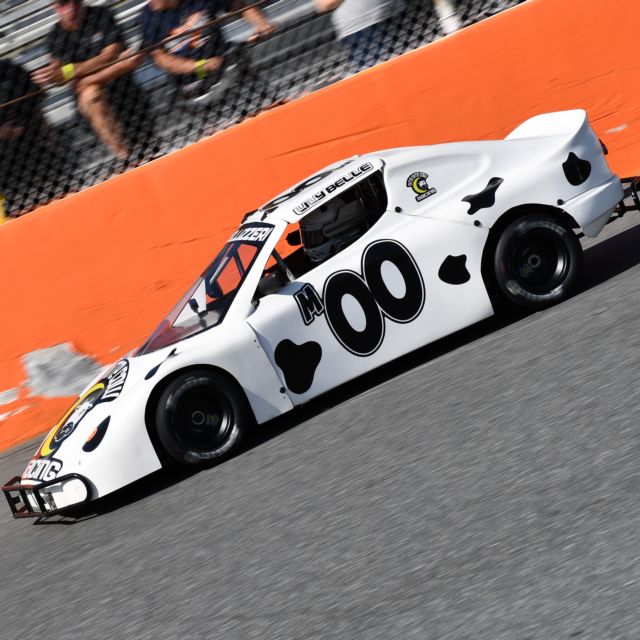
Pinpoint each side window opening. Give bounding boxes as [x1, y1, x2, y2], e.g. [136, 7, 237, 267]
[255, 171, 388, 301]
[299, 170, 387, 266]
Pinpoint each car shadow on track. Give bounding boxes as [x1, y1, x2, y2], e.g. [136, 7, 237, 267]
[33, 221, 640, 524]
[580, 220, 640, 290]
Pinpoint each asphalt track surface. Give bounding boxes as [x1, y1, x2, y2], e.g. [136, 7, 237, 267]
[3, 215, 640, 640]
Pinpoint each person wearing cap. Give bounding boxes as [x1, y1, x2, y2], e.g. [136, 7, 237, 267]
[32, 0, 152, 161]
[140, 0, 274, 90]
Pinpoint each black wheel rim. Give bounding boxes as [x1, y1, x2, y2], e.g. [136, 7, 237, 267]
[507, 228, 571, 295]
[172, 386, 234, 453]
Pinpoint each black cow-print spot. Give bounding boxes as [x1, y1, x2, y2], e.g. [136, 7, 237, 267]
[438, 255, 470, 285]
[562, 152, 591, 186]
[274, 339, 322, 394]
[144, 348, 178, 380]
[82, 417, 110, 452]
[462, 177, 504, 215]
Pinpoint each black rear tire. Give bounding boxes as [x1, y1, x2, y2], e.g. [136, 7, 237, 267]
[493, 213, 583, 309]
[154, 370, 250, 467]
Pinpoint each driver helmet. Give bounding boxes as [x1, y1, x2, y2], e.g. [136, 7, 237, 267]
[300, 198, 371, 263]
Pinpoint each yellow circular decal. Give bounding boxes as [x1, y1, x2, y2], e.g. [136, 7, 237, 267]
[411, 176, 428, 195]
[38, 383, 105, 457]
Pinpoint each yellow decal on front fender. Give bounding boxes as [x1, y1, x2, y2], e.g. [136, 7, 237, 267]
[38, 383, 105, 458]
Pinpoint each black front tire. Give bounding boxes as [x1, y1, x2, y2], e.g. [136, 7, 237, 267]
[492, 213, 583, 310]
[154, 370, 250, 467]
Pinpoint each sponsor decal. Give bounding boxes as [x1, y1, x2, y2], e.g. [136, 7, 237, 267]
[407, 172, 437, 202]
[102, 359, 128, 401]
[38, 360, 129, 458]
[23, 457, 63, 482]
[262, 170, 333, 213]
[230, 225, 273, 243]
[294, 164, 375, 215]
[53, 401, 93, 446]
[260, 162, 375, 215]
[293, 191, 327, 216]
[294, 283, 325, 325]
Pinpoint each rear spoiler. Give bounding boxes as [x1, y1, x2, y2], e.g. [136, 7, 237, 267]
[505, 109, 589, 140]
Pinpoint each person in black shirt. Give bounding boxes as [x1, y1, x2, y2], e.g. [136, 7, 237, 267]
[0, 59, 66, 215]
[32, 0, 151, 160]
[0, 59, 43, 140]
[140, 0, 273, 87]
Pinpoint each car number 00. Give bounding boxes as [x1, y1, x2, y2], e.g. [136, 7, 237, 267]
[323, 240, 425, 356]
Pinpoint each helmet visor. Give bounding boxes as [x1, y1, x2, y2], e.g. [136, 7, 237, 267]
[301, 227, 326, 249]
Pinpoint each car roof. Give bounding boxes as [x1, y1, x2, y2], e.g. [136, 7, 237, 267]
[246, 155, 386, 224]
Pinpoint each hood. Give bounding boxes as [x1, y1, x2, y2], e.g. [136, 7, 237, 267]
[22, 356, 145, 483]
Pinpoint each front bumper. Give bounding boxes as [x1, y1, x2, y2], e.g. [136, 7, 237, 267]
[2, 474, 92, 519]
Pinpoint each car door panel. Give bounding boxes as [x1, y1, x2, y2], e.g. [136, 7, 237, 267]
[247, 213, 494, 404]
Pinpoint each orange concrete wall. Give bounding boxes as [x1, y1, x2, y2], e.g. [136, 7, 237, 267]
[2, 0, 639, 450]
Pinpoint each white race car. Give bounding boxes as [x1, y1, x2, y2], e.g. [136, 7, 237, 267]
[3, 110, 634, 518]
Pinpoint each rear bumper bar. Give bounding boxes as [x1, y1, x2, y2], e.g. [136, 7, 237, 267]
[2, 474, 92, 519]
[618, 177, 640, 212]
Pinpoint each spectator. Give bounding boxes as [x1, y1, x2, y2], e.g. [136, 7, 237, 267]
[314, 0, 406, 72]
[0, 59, 64, 216]
[432, 0, 461, 35]
[140, 0, 274, 93]
[32, 0, 153, 161]
[0, 59, 43, 141]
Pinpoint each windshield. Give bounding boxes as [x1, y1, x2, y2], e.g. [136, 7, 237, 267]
[137, 223, 273, 354]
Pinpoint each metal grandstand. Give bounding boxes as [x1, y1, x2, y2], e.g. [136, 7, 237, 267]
[0, 0, 524, 216]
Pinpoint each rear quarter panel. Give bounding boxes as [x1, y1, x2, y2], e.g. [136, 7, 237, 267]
[383, 113, 619, 235]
